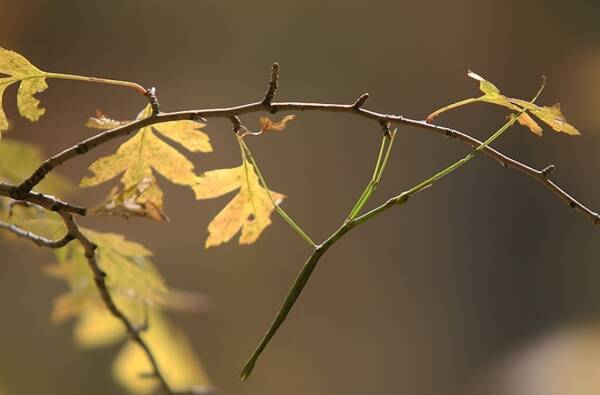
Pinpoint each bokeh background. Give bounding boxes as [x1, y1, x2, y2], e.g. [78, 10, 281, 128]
[1, 1, 600, 394]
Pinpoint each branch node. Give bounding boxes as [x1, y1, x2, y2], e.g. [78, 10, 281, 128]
[541, 164, 555, 178]
[133, 322, 149, 334]
[594, 213, 600, 225]
[191, 113, 208, 123]
[352, 93, 370, 110]
[379, 119, 392, 137]
[145, 87, 160, 115]
[262, 62, 279, 110]
[230, 116, 242, 134]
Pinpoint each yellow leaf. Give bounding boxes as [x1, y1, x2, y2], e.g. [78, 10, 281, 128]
[49, 229, 168, 317]
[113, 312, 210, 395]
[45, 229, 209, 392]
[0, 138, 72, 195]
[193, 160, 285, 248]
[0, 48, 48, 137]
[509, 100, 580, 136]
[260, 114, 296, 132]
[427, 70, 579, 136]
[80, 105, 212, 220]
[74, 306, 125, 348]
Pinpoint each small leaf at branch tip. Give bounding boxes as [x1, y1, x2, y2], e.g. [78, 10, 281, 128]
[427, 70, 580, 137]
[259, 114, 295, 132]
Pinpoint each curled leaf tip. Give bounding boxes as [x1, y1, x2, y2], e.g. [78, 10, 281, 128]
[260, 114, 296, 132]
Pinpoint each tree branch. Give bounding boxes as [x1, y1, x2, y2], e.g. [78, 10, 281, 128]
[0, 220, 74, 248]
[12, 97, 599, 225]
[0, 182, 86, 215]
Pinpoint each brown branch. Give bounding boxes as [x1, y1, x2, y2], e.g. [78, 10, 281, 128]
[0, 182, 86, 215]
[262, 62, 279, 109]
[0, 220, 74, 248]
[13, 99, 600, 226]
[146, 87, 161, 115]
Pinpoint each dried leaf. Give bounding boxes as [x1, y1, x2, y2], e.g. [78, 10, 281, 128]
[193, 160, 285, 248]
[260, 114, 296, 132]
[80, 105, 212, 220]
[0, 48, 48, 137]
[427, 70, 579, 136]
[89, 177, 168, 222]
[86, 109, 130, 130]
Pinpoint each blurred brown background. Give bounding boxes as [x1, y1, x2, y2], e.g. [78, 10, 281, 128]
[1, 1, 600, 394]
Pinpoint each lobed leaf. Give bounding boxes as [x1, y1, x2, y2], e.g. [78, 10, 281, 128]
[0, 48, 49, 137]
[45, 228, 210, 393]
[81, 105, 212, 220]
[193, 160, 285, 248]
[113, 312, 210, 394]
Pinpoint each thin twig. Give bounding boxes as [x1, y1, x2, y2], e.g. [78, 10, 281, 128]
[262, 62, 279, 109]
[12, 99, 599, 225]
[0, 182, 86, 215]
[0, 220, 74, 248]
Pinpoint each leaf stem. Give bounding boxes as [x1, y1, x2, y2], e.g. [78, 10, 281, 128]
[44, 72, 147, 95]
[426, 97, 480, 121]
[347, 129, 397, 221]
[238, 137, 316, 247]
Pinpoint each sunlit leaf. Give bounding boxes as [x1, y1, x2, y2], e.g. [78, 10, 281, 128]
[113, 312, 210, 395]
[74, 305, 125, 348]
[80, 105, 212, 220]
[45, 229, 210, 393]
[193, 159, 285, 248]
[0, 139, 72, 221]
[508, 100, 580, 136]
[0, 139, 72, 195]
[426, 70, 579, 136]
[0, 48, 49, 137]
